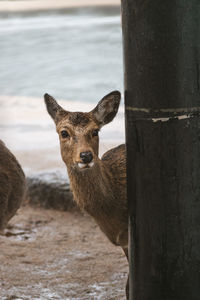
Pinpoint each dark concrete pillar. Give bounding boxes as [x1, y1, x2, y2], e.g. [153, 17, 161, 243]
[121, 1, 200, 299]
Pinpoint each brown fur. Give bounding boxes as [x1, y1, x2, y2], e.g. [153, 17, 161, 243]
[68, 112, 90, 126]
[0, 140, 26, 230]
[44, 91, 129, 298]
[68, 144, 127, 247]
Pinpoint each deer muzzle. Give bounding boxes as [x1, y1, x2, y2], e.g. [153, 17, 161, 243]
[77, 151, 94, 169]
[78, 161, 94, 169]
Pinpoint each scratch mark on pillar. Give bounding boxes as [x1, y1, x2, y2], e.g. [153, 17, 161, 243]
[152, 114, 190, 123]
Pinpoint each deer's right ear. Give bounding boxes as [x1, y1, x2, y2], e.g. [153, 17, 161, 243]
[44, 93, 66, 124]
[92, 91, 121, 128]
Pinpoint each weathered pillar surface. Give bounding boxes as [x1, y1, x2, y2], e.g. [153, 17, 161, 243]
[121, 1, 200, 299]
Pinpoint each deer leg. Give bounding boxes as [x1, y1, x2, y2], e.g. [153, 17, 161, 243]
[0, 194, 8, 232]
[0, 174, 10, 231]
[126, 274, 129, 300]
[122, 247, 129, 300]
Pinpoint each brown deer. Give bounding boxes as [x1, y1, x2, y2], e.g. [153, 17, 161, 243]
[0, 140, 26, 231]
[44, 91, 128, 298]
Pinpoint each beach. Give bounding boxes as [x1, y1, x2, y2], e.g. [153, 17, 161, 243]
[0, 94, 125, 176]
[0, 206, 128, 299]
[0, 0, 120, 13]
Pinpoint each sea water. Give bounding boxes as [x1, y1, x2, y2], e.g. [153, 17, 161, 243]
[0, 7, 124, 174]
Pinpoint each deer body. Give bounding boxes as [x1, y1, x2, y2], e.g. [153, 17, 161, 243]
[0, 140, 26, 230]
[69, 143, 127, 247]
[44, 91, 128, 298]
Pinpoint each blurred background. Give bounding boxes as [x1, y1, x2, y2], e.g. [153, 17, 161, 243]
[0, 0, 124, 176]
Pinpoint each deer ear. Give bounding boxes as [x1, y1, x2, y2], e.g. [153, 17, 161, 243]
[92, 91, 121, 127]
[44, 93, 67, 124]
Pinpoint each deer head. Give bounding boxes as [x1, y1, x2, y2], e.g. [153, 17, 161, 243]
[44, 91, 121, 171]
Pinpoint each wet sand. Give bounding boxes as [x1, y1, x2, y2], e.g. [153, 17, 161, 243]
[0, 205, 128, 299]
[0, 0, 120, 13]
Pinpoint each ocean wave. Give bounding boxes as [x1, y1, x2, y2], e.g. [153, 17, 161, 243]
[0, 14, 120, 34]
[0, 10, 122, 103]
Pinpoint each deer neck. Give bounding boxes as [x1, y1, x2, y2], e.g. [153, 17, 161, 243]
[67, 159, 112, 214]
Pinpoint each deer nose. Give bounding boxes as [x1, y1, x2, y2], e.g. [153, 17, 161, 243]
[80, 151, 93, 164]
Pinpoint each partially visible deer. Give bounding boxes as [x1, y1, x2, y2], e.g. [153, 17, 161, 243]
[0, 140, 26, 231]
[44, 91, 128, 298]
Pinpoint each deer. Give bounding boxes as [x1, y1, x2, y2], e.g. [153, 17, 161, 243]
[0, 140, 26, 231]
[44, 91, 129, 299]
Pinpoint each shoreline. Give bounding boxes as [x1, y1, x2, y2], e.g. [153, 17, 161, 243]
[0, 95, 125, 175]
[0, 0, 120, 13]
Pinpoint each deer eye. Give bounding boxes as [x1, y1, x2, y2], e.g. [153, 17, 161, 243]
[61, 130, 70, 138]
[92, 129, 99, 137]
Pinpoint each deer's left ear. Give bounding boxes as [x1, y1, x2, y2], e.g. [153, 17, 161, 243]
[44, 93, 68, 124]
[91, 91, 121, 127]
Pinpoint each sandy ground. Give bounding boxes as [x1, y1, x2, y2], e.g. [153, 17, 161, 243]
[0, 0, 120, 13]
[0, 205, 128, 300]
